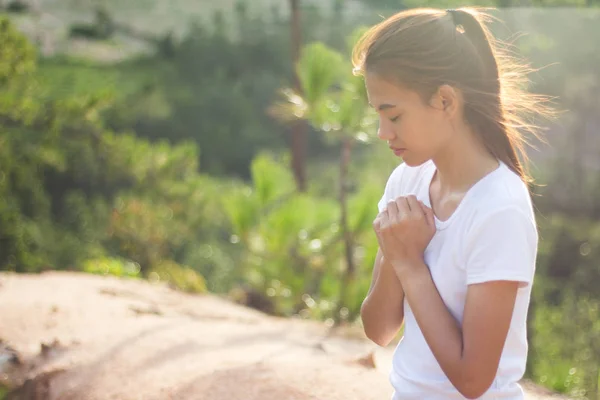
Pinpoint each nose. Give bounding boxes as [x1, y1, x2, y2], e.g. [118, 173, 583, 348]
[377, 117, 396, 141]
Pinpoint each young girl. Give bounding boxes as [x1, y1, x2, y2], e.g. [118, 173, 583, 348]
[354, 7, 548, 400]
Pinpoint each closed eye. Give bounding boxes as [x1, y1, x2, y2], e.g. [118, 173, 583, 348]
[390, 115, 401, 122]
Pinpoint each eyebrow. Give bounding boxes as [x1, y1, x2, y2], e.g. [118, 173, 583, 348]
[369, 103, 397, 111]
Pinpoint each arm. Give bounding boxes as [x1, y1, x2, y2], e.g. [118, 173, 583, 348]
[401, 267, 519, 399]
[360, 248, 405, 347]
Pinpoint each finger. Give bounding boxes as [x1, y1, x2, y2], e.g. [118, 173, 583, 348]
[406, 195, 422, 218]
[419, 201, 436, 228]
[395, 196, 410, 219]
[386, 199, 399, 223]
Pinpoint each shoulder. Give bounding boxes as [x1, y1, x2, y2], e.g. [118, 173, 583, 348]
[473, 162, 534, 215]
[460, 164, 539, 286]
[465, 162, 538, 243]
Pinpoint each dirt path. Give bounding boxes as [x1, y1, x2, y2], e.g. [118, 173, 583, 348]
[0, 272, 569, 399]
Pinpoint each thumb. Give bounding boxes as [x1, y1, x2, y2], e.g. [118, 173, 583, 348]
[373, 214, 386, 244]
[419, 201, 435, 228]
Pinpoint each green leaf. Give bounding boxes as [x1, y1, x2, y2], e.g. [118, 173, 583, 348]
[297, 42, 344, 107]
[250, 152, 295, 209]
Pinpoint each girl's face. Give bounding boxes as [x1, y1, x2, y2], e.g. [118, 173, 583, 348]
[365, 71, 452, 167]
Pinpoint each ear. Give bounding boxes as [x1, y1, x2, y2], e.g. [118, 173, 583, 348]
[429, 84, 460, 117]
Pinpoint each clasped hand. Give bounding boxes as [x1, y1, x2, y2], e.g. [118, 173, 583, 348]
[373, 195, 436, 280]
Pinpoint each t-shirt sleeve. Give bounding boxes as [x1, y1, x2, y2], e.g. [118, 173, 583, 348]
[464, 206, 538, 287]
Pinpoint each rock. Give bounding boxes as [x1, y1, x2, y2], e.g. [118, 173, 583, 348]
[6, 369, 65, 400]
[0, 340, 22, 371]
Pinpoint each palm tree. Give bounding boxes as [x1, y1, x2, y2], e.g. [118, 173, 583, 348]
[270, 38, 376, 322]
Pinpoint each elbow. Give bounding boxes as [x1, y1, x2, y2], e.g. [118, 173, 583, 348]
[459, 388, 488, 400]
[455, 374, 495, 399]
[360, 303, 393, 347]
[363, 328, 392, 347]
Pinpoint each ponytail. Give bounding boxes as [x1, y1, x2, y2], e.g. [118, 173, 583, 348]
[446, 8, 528, 182]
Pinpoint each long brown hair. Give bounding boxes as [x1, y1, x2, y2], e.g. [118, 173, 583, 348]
[352, 7, 552, 184]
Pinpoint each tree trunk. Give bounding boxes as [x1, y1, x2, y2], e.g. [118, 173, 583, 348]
[336, 138, 355, 323]
[290, 0, 307, 192]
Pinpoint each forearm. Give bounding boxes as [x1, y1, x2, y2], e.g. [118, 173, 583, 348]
[400, 265, 475, 395]
[361, 260, 405, 346]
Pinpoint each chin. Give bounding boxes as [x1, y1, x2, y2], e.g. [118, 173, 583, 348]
[401, 155, 431, 167]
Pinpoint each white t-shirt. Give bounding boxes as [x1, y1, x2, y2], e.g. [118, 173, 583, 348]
[377, 159, 538, 400]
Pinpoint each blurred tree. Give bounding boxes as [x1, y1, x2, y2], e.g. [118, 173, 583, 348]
[69, 6, 115, 40]
[270, 37, 377, 322]
[101, 0, 364, 180]
[224, 152, 340, 316]
[532, 216, 600, 398]
[521, 10, 600, 219]
[4, 0, 29, 13]
[0, 17, 218, 293]
[105, 6, 296, 179]
[0, 16, 57, 270]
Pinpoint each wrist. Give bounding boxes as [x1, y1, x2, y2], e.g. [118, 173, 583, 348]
[378, 260, 404, 287]
[391, 258, 428, 283]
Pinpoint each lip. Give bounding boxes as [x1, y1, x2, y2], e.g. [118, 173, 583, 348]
[390, 147, 406, 156]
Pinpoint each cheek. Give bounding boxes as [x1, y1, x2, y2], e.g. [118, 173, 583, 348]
[402, 112, 433, 142]
[418, 109, 445, 136]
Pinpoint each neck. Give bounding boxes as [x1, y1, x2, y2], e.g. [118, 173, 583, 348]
[431, 125, 499, 194]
